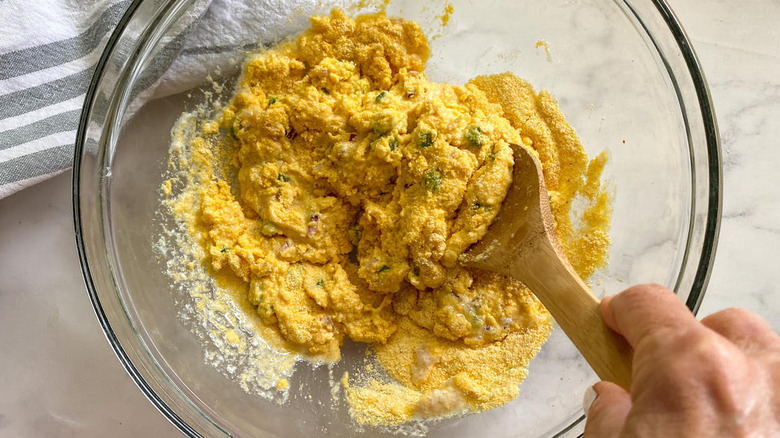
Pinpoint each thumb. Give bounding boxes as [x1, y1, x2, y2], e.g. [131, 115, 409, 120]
[583, 381, 632, 438]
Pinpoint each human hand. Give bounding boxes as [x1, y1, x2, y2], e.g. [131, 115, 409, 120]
[583, 284, 780, 437]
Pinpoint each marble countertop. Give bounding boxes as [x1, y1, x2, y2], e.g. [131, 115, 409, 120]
[1, 0, 779, 436]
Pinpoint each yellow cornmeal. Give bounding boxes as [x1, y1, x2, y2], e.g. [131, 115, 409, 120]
[437, 3, 454, 27]
[535, 40, 553, 62]
[165, 9, 611, 426]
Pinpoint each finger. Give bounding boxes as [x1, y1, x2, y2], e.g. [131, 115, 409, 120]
[583, 381, 632, 438]
[701, 308, 780, 352]
[600, 284, 700, 348]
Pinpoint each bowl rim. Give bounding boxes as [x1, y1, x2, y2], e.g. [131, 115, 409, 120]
[72, 1, 203, 436]
[72, 0, 722, 436]
[649, 1, 722, 313]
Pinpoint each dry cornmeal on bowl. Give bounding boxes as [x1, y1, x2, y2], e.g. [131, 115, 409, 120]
[161, 8, 611, 426]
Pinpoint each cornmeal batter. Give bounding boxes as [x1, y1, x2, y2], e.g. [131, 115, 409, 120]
[166, 9, 611, 426]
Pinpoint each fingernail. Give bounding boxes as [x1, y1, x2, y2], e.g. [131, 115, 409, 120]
[583, 385, 597, 416]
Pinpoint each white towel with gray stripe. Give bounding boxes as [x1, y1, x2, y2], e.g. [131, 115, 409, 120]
[0, 1, 133, 198]
[0, 0, 307, 199]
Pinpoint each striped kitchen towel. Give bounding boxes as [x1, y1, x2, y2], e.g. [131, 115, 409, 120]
[0, 0, 216, 199]
[0, 0, 134, 198]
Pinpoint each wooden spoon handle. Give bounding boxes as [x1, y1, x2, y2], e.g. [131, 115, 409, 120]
[512, 243, 634, 390]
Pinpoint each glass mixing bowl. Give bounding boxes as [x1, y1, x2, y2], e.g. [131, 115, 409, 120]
[73, 0, 721, 436]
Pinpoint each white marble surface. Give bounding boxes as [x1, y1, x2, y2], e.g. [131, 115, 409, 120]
[1, 0, 780, 436]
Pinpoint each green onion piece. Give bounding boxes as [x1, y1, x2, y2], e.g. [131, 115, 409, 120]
[423, 168, 443, 191]
[373, 115, 393, 136]
[418, 131, 434, 148]
[389, 137, 398, 151]
[465, 125, 482, 147]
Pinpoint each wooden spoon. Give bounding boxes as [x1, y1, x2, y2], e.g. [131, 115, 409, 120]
[461, 143, 633, 390]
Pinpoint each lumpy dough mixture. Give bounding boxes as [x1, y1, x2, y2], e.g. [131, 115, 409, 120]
[167, 10, 611, 426]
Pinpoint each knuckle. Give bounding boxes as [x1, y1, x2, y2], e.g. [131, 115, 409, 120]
[704, 307, 752, 325]
[615, 284, 660, 308]
[640, 329, 732, 377]
[677, 335, 745, 394]
[677, 330, 736, 365]
[694, 335, 738, 368]
[621, 284, 652, 298]
[619, 283, 671, 304]
[702, 308, 778, 345]
[722, 307, 753, 319]
[637, 324, 701, 355]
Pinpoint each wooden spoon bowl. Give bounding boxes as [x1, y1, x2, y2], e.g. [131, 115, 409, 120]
[461, 143, 633, 390]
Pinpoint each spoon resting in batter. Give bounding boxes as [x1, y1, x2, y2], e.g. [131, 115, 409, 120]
[461, 143, 633, 390]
